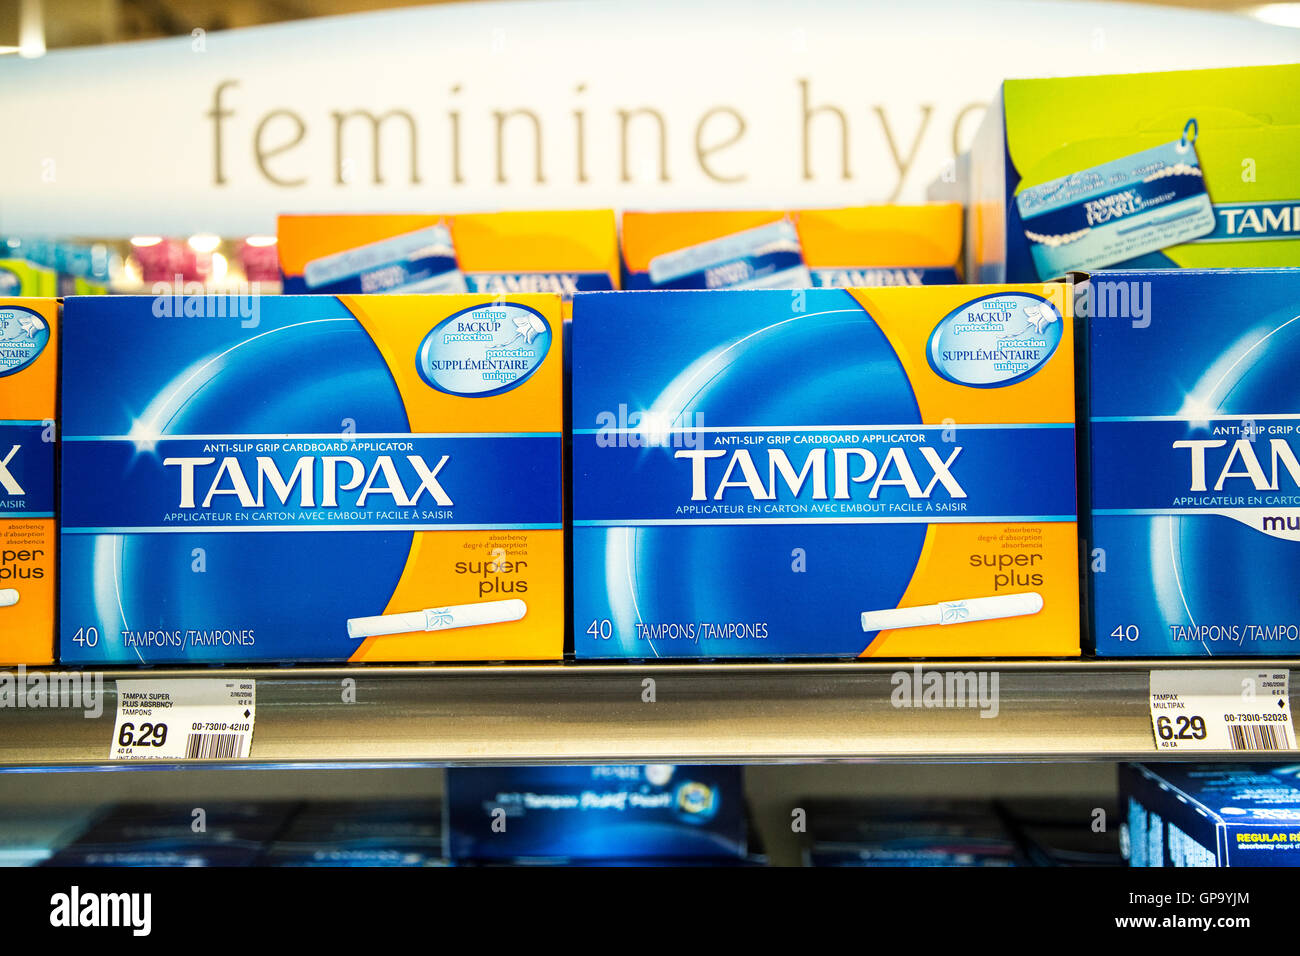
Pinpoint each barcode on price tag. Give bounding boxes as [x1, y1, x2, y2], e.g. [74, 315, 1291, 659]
[111, 679, 256, 761]
[1149, 669, 1295, 752]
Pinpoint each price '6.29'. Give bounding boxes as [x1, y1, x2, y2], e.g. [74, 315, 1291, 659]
[1156, 714, 1206, 741]
[117, 722, 168, 748]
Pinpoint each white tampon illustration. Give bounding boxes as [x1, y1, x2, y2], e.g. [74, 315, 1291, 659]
[1013, 304, 1058, 336]
[16, 314, 44, 338]
[860, 592, 1043, 632]
[0, 589, 18, 608]
[347, 598, 527, 639]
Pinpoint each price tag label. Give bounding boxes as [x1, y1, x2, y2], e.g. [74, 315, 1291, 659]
[1149, 669, 1295, 752]
[110, 679, 256, 761]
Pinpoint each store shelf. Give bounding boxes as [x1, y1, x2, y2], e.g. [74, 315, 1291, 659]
[2, 659, 1294, 769]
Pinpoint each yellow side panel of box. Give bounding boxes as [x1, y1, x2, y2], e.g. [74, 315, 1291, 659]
[0, 298, 57, 664]
[848, 284, 1079, 657]
[340, 294, 564, 662]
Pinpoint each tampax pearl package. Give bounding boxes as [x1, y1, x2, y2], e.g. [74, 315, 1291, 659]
[965, 63, 1300, 282]
[571, 285, 1080, 658]
[0, 298, 56, 664]
[59, 294, 563, 663]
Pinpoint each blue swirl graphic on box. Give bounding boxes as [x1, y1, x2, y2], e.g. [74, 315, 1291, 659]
[58, 295, 559, 663]
[1087, 269, 1300, 656]
[572, 289, 1072, 658]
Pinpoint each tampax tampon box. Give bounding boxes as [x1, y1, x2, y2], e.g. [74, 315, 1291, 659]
[277, 211, 620, 299]
[1084, 268, 1300, 656]
[571, 286, 1080, 658]
[620, 205, 962, 291]
[59, 294, 563, 663]
[965, 64, 1300, 282]
[445, 765, 748, 863]
[0, 297, 56, 664]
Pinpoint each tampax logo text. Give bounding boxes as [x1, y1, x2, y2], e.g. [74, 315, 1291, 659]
[0, 444, 23, 496]
[1084, 190, 1139, 226]
[1215, 203, 1300, 239]
[674, 444, 965, 502]
[1175, 435, 1300, 494]
[50, 886, 151, 937]
[163, 451, 452, 510]
[813, 268, 929, 287]
[467, 273, 581, 296]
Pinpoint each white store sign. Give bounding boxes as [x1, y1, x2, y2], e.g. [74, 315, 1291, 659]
[1, 0, 1297, 235]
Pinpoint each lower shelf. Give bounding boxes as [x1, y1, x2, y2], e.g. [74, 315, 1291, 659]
[1, 659, 1294, 768]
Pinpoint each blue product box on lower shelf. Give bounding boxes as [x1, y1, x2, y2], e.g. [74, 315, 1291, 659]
[1122, 764, 1300, 867]
[445, 765, 748, 863]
